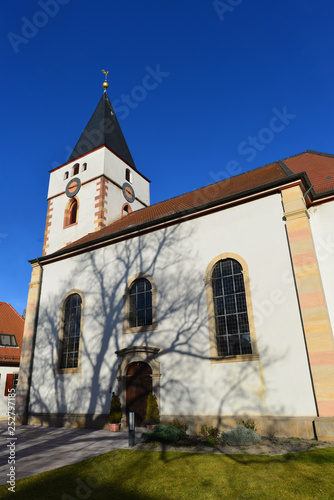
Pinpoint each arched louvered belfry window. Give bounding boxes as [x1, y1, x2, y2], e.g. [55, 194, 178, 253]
[72, 163, 79, 176]
[64, 197, 79, 228]
[212, 258, 252, 356]
[122, 203, 132, 216]
[129, 278, 153, 328]
[59, 293, 82, 369]
[69, 198, 78, 225]
[125, 168, 132, 183]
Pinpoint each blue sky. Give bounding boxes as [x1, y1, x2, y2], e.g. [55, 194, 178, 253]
[1, 0, 334, 315]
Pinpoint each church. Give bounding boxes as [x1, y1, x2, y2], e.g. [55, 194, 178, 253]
[16, 77, 334, 440]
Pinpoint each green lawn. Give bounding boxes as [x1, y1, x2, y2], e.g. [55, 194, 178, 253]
[1, 447, 334, 499]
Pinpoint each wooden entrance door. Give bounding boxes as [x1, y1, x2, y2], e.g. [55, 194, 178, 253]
[126, 362, 152, 426]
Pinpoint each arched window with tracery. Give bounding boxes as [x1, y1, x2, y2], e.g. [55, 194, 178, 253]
[123, 275, 158, 333]
[212, 258, 252, 356]
[129, 278, 152, 327]
[59, 293, 83, 369]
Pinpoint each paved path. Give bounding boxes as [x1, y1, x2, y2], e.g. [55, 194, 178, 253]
[0, 422, 143, 484]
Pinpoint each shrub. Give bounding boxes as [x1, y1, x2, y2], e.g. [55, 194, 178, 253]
[221, 424, 261, 446]
[203, 436, 219, 447]
[201, 425, 219, 438]
[109, 392, 122, 424]
[146, 393, 160, 425]
[170, 419, 188, 431]
[142, 425, 188, 445]
[237, 418, 258, 432]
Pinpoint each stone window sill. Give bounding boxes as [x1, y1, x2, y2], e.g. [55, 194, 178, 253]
[123, 323, 158, 334]
[55, 367, 81, 375]
[210, 353, 259, 364]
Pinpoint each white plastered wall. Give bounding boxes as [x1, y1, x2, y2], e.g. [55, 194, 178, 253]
[104, 148, 150, 208]
[30, 193, 317, 419]
[309, 200, 334, 339]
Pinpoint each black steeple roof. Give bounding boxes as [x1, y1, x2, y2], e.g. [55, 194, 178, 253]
[68, 91, 136, 169]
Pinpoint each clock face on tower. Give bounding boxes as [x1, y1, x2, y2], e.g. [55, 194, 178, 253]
[122, 182, 135, 203]
[66, 178, 81, 198]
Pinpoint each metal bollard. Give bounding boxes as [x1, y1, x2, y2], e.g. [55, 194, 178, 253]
[129, 412, 135, 447]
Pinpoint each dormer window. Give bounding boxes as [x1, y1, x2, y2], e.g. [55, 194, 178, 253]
[64, 171, 69, 180]
[0, 334, 18, 347]
[72, 163, 79, 176]
[125, 168, 132, 183]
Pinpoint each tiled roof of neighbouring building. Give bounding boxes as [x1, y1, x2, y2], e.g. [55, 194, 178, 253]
[0, 302, 24, 363]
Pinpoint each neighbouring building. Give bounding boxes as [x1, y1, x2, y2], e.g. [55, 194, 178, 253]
[0, 302, 24, 418]
[16, 80, 334, 440]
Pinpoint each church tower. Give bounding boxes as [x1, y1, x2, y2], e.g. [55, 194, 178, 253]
[42, 74, 150, 256]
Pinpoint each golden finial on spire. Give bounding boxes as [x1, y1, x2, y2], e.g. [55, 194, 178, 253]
[102, 69, 109, 90]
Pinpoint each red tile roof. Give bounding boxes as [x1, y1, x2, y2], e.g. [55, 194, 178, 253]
[63, 161, 288, 251]
[47, 151, 334, 257]
[0, 302, 24, 364]
[283, 151, 334, 194]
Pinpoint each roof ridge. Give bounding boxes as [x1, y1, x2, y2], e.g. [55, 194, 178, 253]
[280, 149, 334, 161]
[305, 150, 334, 159]
[146, 160, 286, 209]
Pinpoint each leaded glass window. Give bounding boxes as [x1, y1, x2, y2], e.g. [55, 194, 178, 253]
[129, 278, 152, 328]
[60, 293, 82, 369]
[212, 259, 252, 356]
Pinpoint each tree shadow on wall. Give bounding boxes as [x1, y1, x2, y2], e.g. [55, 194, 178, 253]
[28, 221, 287, 453]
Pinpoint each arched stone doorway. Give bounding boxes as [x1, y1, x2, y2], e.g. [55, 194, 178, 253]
[115, 346, 161, 428]
[126, 362, 152, 426]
